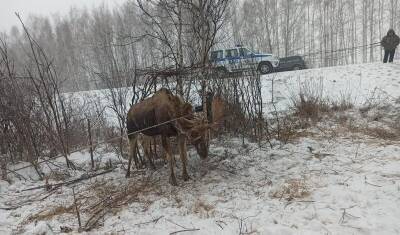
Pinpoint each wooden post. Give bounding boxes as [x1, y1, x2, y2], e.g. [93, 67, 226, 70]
[87, 119, 94, 169]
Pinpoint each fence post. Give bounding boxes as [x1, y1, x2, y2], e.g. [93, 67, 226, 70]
[87, 119, 94, 169]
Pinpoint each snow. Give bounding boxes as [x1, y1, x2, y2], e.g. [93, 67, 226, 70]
[1, 62, 400, 234]
[261, 62, 400, 115]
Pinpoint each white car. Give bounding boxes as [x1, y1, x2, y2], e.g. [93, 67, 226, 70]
[210, 46, 279, 74]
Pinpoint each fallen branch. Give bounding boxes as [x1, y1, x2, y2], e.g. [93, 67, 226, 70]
[72, 187, 82, 229]
[21, 168, 115, 192]
[364, 176, 382, 187]
[170, 228, 200, 235]
[339, 207, 360, 224]
[83, 171, 159, 231]
[133, 216, 164, 227]
[84, 208, 109, 231]
[5, 167, 27, 181]
[365, 181, 382, 187]
[165, 218, 189, 229]
[0, 206, 20, 210]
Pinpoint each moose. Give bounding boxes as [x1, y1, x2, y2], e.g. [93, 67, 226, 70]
[126, 88, 224, 185]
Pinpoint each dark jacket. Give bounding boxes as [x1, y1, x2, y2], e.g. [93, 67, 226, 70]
[381, 29, 400, 51]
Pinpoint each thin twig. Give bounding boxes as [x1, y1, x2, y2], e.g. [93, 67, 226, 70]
[165, 218, 189, 230]
[169, 228, 200, 235]
[364, 176, 383, 187]
[133, 216, 164, 227]
[72, 187, 82, 228]
[21, 168, 115, 192]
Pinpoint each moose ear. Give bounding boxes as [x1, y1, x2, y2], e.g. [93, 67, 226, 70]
[211, 95, 226, 128]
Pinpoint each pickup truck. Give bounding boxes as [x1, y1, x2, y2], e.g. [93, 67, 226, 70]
[210, 46, 280, 74]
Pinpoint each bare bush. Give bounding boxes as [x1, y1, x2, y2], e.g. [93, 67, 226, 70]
[206, 70, 265, 144]
[290, 78, 354, 121]
[290, 78, 330, 120]
[0, 17, 107, 178]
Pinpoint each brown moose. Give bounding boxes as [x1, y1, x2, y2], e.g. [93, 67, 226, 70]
[126, 88, 224, 185]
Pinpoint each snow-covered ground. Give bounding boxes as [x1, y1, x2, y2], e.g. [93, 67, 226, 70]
[1, 62, 400, 235]
[262, 62, 400, 114]
[65, 62, 400, 123]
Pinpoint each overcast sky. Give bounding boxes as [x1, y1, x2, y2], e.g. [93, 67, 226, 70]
[0, 0, 127, 32]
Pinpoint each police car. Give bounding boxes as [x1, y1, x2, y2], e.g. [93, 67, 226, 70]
[210, 46, 279, 74]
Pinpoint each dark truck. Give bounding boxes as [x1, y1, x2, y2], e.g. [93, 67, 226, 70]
[276, 56, 307, 72]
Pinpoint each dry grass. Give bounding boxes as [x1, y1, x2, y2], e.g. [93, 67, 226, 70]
[347, 125, 398, 140]
[24, 205, 75, 224]
[271, 115, 312, 143]
[81, 178, 159, 230]
[192, 199, 215, 218]
[290, 78, 354, 122]
[362, 127, 398, 140]
[290, 78, 330, 121]
[292, 92, 331, 120]
[270, 178, 311, 201]
[331, 97, 354, 112]
[21, 174, 160, 232]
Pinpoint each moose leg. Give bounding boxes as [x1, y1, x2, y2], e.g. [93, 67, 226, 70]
[143, 138, 156, 170]
[137, 147, 145, 168]
[161, 135, 177, 186]
[178, 134, 190, 181]
[126, 135, 138, 178]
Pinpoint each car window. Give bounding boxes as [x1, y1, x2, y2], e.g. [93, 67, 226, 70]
[225, 49, 238, 58]
[210, 50, 223, 61]
[239, 48, 250, 57]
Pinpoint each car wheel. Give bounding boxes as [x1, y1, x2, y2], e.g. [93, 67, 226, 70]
[292, 65, 302, 70]
[258, 62, 273, 74]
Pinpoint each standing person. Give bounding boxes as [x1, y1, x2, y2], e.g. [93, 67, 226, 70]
[381, 29, 400, 63]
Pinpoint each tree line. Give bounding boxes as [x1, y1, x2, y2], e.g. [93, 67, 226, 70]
[1, 0, 399, 92]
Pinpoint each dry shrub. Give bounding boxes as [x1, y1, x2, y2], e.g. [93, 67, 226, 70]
[21, 176, 159, 232]
[352, 126, 398, 140]
[292, 92, 330, 120]
[331, 94, 354, 112]
[291, 79, 354, 121]
[82, 177, 158, 230]
[270, 178, 310, 201]
[271, 114, 311, 144]
[102, 126, 128, 156]
[359, 87, 390, 114]
[290, 78, 329, 120]
[367, 127, 398, 140]
[192, 199, 215, 218]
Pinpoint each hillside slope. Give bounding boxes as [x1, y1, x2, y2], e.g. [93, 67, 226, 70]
[261, 62, 400, 114]
[1, 63, 400, 235]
